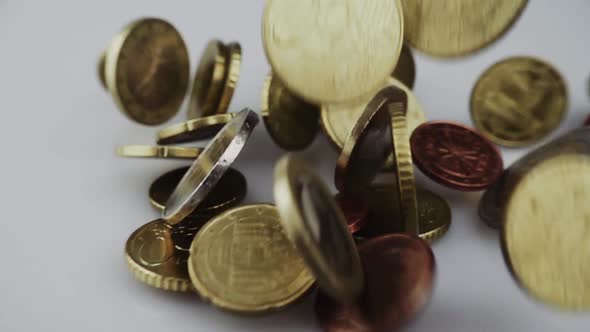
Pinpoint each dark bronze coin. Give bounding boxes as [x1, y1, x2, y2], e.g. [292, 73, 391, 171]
[334, 193, 369, 234]
[315, 234, 435, 332]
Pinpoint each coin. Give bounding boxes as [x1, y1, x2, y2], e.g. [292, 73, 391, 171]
[163, 109, 259, 225]
[98, 51, 107, 88]
[262, 0, 404, 104]
[315, 234, 435, 332]
[274, 155, 364, 303]
[402, 0, 528, 57]
[478, 177, 505, 230]
[334, 193, 368, 234]
[261, 73, 320, 151]
[149, 166, 247, 216]
[116, 145, 202, 160]
[103, 18, 190, 125]
[187, 40, 227, 119]
[392, 44, 416, 89]
[501, 153, 590, 310]
[125, 219, 193, 292]
[156, 113, 236, 145]
[471, 56, 568, 147]
[216, 42, 242, 115]
[188, 204, 314, 314]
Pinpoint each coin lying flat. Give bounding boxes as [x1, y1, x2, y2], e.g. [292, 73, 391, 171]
[393, 44, 416, 89]
[402, 0, 528, 57]
[261, 73, 320, 151]
[188, 204, 314, 314]
[156, 113, 236, 145]
[103, 18, 190, 125]
[116, 145, 202, 160]
[216, 42, 242, 115]
[502, 153, 590, 310]
[187, 40, 227, 120]
[274, 155, 364, 303]
[471, 57, 568, 147]
[262, 0, 404, 104]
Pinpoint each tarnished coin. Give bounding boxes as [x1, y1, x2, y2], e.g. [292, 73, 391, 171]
[411, 121, 504, 191]
[315, 234, 435, 332]
[149, 166, 247, 216]
[262, 0, 404, 104]
[392, 44, 416, 89]
[274, 155, 364, 303]
[188, 204, 314, 314]
[102, 18, 190, 125]
[402, 0, 528, 57]
[471, 57, 568, 147]
[261, 73, 320, 151]
[216, 42, 242, 115]
[156, 113, 236, 145]
[502, 153, 590, 310]
[125, 219, 193, 292]
[334, 193, 369, 235]
[187, 40, 227, 119]
[116, 145, 202, 160]
[163, 109, 258, 225]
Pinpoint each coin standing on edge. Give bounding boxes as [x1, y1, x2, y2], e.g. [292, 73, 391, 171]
[156, 113, 236, 145]
[116, 145, 202, 160]
[471, 56, 568, 147]
[188, 204, 314, 314]
[187, 40, 227, 119]
[102, 18, 190, 125]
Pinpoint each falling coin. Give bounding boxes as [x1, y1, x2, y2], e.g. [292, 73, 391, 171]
[116, 145, 202, 160]
[216, 42, 242, 115]
[156, 113, 236, 145]
[187, 39, 227, 119]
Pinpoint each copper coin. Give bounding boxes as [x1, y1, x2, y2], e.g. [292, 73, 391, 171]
[334, 193, 369, 234]
[410, 121, 504, 191]
[315, 234, 435, 332]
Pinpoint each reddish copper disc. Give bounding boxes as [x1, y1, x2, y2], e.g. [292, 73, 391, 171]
[410, 121, 503, 191]
[334, 193, 369, 234]
[315, 234, 435, 332]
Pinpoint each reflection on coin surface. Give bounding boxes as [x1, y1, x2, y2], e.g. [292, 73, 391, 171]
[216, 42, 242, 115]
[188, 204, 314, 313]
[315, 234, 435, 332]
[125, 219, 193, 292]
[502, 154, 590, 310]
[104, 18, 189, 125]
[262, 73, 320, 151]
[187, 40, 227, 119]
[263, 0, 404, 103]
[116, 145, 202, 160]
[392, 44, 416, 89]
[156, 113, 236, 145]
[402, 0, 528, 57]
[471, 57, 568, 147]
[334, 193, 368, 235]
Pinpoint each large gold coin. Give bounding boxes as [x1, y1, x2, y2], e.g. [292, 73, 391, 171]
[156, 113, 236, 145]
[471, 57, 568, 147]
[188, 204, 314, 314]
[104, 18, 190, 125]
[392, 44, 416, 89]
[502, 154, 590, 310]
[116, 145, 202, 160]
[262, 0, 404, 104]
[402, 0, 528, 57]
[187, 40, 227, 120]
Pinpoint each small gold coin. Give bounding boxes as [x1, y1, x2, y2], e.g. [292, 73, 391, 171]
[216, 42, 242, 115]
[187, 40, 227, 119]
[392, 44, 416, 89]
[156, 113, 236, 145]
[188, 204, 314, 314]
[262, 0, 404, 104]
[402, 0, 528, 57]
[471, 56, 568, 147]
[102, 18, 190, 125]
[125, 219, 193, 292]
[116, 145, 202, 160]
[502, 153, 590, 310]
[261, 73, 320, 151]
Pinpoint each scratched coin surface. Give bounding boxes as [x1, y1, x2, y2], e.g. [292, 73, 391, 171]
[187, 39, 227, 119]
[471, 57, 568, 147]
[104, 18, 189, 125]
[402, 0, 528, 57]
[502, 154, 590, 310]
[188, 204, 314, 314]
[392, 44, 416, 89]
[411, 121, 504, 191]
[263, 0, 404, 104]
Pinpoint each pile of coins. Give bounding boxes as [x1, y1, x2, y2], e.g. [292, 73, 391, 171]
[99, 1, 589, 331]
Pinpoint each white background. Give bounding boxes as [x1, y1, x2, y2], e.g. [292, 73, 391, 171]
[0, 0, 589, 331]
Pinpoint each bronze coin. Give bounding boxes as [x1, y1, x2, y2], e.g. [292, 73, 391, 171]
[315, 234, 435, 332]
[334, 193, 369, 234]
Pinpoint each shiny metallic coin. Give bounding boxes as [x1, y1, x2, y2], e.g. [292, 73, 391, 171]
[163, 109, 258, 225]
[334, 193, 369, 235]
[187, 40, 227, 119]
[216, 42, 242, 115]
[393, 44, 416, 89]
[116, 145, 202, 160]
[156, 113, 236, 145]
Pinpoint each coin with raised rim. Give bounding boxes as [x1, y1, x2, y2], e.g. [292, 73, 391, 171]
[116, 145, 202, 160]
[156, 113, 236, 145]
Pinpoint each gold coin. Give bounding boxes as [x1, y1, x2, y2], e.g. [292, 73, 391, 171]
[216, 42, 242, 115]
[502, 154, 590, 310]
[116, 145, 202, 160]
[402, 0, 528, 57]
[188, 204, 314, 314]
[103, 18, 190, 125]
[261, 72, 320, 151]
[125, 219, 193, 292]
[392, 44, 416, 89]
[187, 40, 227, 120]
[156, 113, 236, 145]
[274, 155, 364, 303]
[262, 0, 404, 104]
[471, 57, 568, 147]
